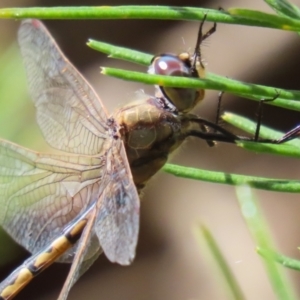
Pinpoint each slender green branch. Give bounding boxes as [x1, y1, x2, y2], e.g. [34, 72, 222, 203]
[264, 0, 300, 19]
[1, 6, 300, 31]
[225, 112, 299, 143]
[228, 7, 300, 31]
[199, 226, 245, 300]
[87, 39, 153, 66]
[163, 164, 300, 193]
[236, 186, 297, 300]
[101, 67, 300, 108]
[258, 248, 300, 271]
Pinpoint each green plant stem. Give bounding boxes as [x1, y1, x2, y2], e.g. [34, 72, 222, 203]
[163, 164, 300, 193]
[1, 6, 300, 31]
[258, 248, 300, 271]
[199, 226, 245, 300]
[264, 0, 300, 19]
[102, 67, 300, 108]
[236, 186, 297, 300]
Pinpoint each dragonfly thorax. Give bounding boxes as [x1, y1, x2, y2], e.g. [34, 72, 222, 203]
[114, 94, 188, 190]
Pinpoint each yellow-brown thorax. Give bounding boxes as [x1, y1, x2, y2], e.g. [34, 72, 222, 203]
[114, 93, 202, 190]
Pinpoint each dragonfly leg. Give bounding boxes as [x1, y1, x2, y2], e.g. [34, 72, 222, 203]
[269, 125, 300, 144]
[254, 91, 280, 141]
[185, 114, 300, 145]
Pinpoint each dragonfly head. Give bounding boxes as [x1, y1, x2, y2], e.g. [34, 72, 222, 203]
[149, 52, 205, 114]
[148, 15, 217, 115]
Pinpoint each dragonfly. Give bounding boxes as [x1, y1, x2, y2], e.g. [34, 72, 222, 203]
[0, 17, 299, 300]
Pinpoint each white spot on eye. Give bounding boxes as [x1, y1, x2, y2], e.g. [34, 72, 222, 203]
[158, 61, 168, 70]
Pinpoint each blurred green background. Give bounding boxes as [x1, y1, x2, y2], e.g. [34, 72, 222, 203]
[2, 0, 300, 299]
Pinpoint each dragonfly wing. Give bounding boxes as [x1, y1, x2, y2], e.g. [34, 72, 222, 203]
[95, 140, 140, 265]
[59, 247, 102, 300]
[0, 139, 105, 254]
[73, 241, 102, 279]
[18, 19, 108, 155]
[57, 205, 101, 300]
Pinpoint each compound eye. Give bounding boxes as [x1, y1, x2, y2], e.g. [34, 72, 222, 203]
[152, 54, 190, 77]
[150, 54, 204, 112]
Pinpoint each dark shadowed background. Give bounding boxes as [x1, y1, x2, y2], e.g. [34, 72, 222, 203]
[1, 0, 300, 299]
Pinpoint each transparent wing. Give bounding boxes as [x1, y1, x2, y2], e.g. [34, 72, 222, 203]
[0, 139, 105, 254]
[18, 19, 108, 155]
[55, 139, 139, 300]
[58, 243, 103, 300]
[57, 206, 100, 300]
[95, 139, 140, 265]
